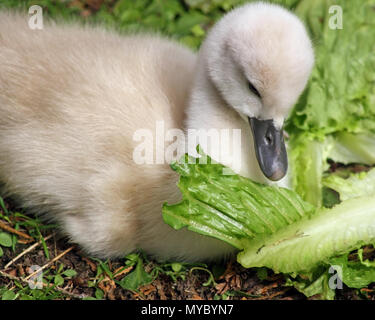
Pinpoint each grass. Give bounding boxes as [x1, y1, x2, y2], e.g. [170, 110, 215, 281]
[0, 0, 303, 49]
[0, 0, 230, 50]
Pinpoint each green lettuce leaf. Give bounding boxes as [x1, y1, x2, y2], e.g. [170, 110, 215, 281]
[329, 251, 375, 289]
[288, 134, 331, 207]
[285, 0, 375, 206]
[237, 197, 375, 274]
[285, 270, 335, 300]
[286, 0, 375, 137]
[289, 132, 375, 207]
[163, 150, 315, 250]
[162, 151, 375, 299]
[162, 153, 375, 272]
[326, 132, 375, 165]
[323, 167, 375, 201]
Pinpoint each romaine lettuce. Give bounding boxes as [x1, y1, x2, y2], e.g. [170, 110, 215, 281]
[286, 0, 375, 206]
[323, 167, 375, 201]
[162, 152, 375, 299]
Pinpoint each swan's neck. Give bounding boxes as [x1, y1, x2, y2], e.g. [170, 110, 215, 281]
[184, 61, 236, 132]
[183, 58, 266, 182]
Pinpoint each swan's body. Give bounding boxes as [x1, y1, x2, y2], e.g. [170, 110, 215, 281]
[0, 3, 313, 261]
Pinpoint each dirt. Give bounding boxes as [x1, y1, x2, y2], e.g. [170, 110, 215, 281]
[0, 236, 300, 300]
[1, 229, 372, 300]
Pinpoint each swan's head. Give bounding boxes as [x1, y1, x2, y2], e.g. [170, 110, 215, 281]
[202, 2, 314, 181]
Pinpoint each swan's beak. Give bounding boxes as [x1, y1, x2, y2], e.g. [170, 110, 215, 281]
[248, 117, 288, 181]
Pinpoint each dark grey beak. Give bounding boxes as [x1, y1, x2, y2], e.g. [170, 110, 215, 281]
[249, 117, 288, 181]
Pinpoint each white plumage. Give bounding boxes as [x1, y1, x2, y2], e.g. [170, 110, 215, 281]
[0, 2, 313, 261]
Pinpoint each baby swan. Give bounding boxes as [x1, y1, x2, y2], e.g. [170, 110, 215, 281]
[0, 3, 313, 261]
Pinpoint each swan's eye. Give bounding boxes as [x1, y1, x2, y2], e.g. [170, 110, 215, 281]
[248, 81, 261, 98]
